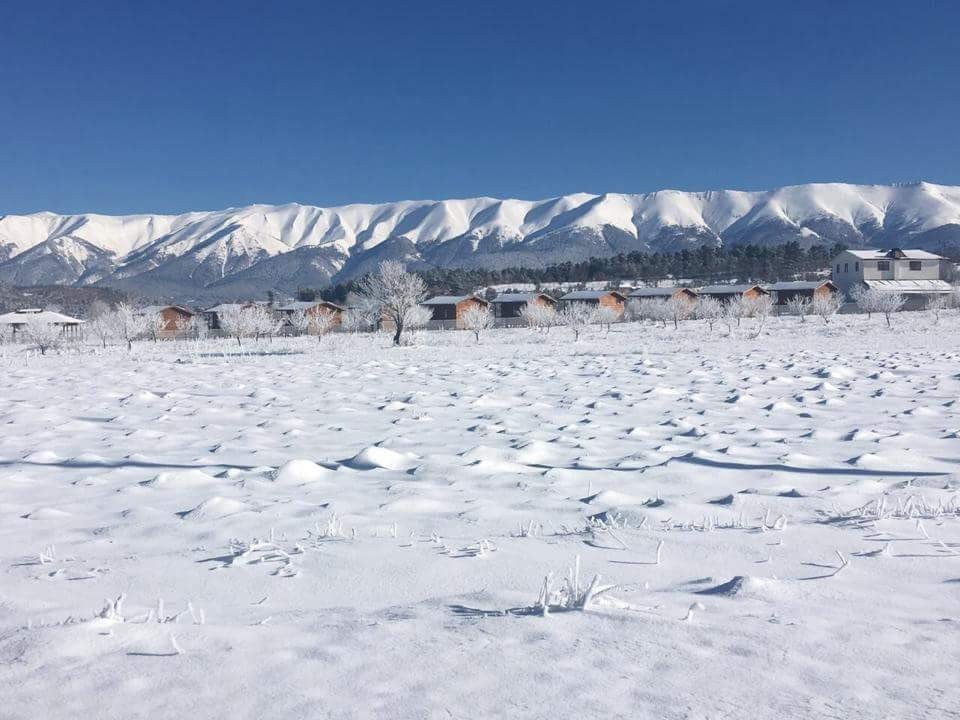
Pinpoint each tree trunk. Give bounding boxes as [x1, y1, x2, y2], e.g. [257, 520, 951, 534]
[393, 322, 403, 346]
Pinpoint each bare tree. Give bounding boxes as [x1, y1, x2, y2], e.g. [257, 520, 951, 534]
[558, 302, 597, 342]
[694, 296, 723, 331]
[874, 292, 905, 327]
[595, 305, 621, 332]
[218, 305, 257, 348]
[519, 301, 557, 332]
[112, 303, 150, 351]
[663, 295, 693, 329]
[784, 295, 812, 322]
[811, 293, 841, 324]
[25, 320, 65, 355]
[357, 261, 428, 346]
[460, 304, 494, 343]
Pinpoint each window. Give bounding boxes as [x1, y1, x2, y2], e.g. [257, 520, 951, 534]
[844, 263, 848, 273]
[909, 260, 922, 271]
[877, 261, 890, 271]
[836, 264, 841, 273]
[855, 262, 859, 271]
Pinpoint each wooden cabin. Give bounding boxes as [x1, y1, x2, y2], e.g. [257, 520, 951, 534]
[763, 280, 838, 306]
[558, 290, 627, 318]
[277, 300, 344, 332]
[696, 284, 770, 302]
[491, 292, 557, 319]
[628, 287, 699, 304]
[138, 305, 195, 336]
[421, 295, 491, 329]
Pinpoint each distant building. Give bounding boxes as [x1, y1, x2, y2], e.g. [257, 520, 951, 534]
[137, 305, 195, 336]
[628, 287, 699, 303]
[276, 300, 344, 333]
[0, 308, 84, 339]
[558, 290, 627, 317]
[421, 295, 490, 329]
[831, 248, 951, 300]
[491, 292, 557, 321]
[763, 280, 838, 306]
[697, 284, 769, 301]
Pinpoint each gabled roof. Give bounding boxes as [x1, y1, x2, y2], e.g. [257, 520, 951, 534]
[0, 308, 84, 325]
[421, 295, 489, 306]
[764, 280, 837, 292]
[698, 284, 768, 295]
[560, 290, 627, 301]
[205, 303, 249, 313]
[629, 287, 698, 297]
[492, 292, 556, 303]
[863, 279, 952, 294]
[843, 248, 944, 260]
[277, 300, 344, 312]
[137, 305, 194, 317]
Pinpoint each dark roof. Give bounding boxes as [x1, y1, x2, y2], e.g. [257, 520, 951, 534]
[698, 284, 768, 295]
[628, 287, 697, 297]
[560, 290, 626, 301]
[422, 295, 489, 306]
[763, 281, 836, 292]
[492, 292, 555, 303]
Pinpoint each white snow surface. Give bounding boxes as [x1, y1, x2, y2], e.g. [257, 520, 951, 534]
[1, 313, 959, 718]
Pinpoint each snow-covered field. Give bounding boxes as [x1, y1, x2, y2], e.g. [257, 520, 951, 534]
[2, 314, 959, 719]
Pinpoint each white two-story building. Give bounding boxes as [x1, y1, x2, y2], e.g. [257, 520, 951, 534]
[831, 248, 951, 302]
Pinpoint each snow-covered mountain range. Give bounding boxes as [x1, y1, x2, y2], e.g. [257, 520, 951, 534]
[1, 182, 959, 300]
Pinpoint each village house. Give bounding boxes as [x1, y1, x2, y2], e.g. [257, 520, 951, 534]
[763, 280, 838, 306]
[696, 284, 770, 302]
[490, 292, 557, 323]
[558, 290, 627, 317]
[628, 287, 699, 304]
[421, 295, 491, 329]
[137, 305, 195, 337]
[831, 248, 950, 306]
[0, 308, 84, 340]
[276, 300, 344, 332]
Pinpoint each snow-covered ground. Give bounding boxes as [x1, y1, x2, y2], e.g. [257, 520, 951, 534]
[2, 314, 959, 719]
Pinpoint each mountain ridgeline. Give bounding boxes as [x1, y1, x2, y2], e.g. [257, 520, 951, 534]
[1, 182, 958, 301]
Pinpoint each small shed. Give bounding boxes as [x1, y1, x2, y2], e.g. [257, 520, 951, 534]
[421, 295, 490, 329]
[277, 300, 344, 332]
[0, 308, 84, 340]
[559, 290, 627, 317]
[491, 292, 557, 319]
[763, 280, 838, 305]
[697, 284, 770, 301]
[628, 287, 699, 304]
[138, 305, 195, 336]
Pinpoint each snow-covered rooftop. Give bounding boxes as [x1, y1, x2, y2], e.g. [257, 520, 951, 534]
[863, 279, 952, 294]
[0, 308, 84, 325]
[844, 249, 944, 260]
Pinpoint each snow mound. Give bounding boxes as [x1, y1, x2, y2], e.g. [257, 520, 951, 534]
[22, 507, 72, 520]
[141, 469, 217, 488]
[271, 459, 332, 484]
[178, 496, 251, 521]
[695, 575, 777, 598]
[346, 446, 417, 471]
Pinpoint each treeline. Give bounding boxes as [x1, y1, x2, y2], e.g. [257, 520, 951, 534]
[308, 242, 846, 303]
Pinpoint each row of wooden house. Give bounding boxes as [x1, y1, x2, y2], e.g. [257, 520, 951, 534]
[136, 279, 839, 335]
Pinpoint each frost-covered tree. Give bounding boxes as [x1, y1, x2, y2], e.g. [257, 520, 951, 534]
[460, 304, 494, 343]
[340, 303, 377, 333]
[357, 261, 428, 345]
[746, 294, 775, 333]
[663, 295, 694, 329]
[925, 294, 950, 324]
[811, 293, 841, 324]
[146, 311, 167, 342]
[25, 320, 65, 355]
[784, 295, 811, 322]
[519, 301, 557, 332]
[724, 296, 746, 328]
[289, 307, 338, 341]
[249, 305, 282, 341]
[558, 302, 597, 342]
[694, 296, 722, 331]
[875, 292, 905, 327]
[84, 303, 115, 349]
[595, 305, 621, 332]
[628, 298, 668, 327]
[112, 303, 150, 351]
[218, 305, 258, 348]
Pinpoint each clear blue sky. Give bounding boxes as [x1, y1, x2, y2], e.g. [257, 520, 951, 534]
[2, 1, 958, 215]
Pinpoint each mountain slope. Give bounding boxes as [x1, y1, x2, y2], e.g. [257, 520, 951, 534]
[1, 182, 958, 300]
